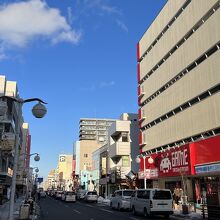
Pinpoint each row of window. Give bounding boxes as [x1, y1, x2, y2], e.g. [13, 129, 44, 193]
[141, 83, 220, 131]
[140, 41, 220, 108]
[138, 0, 191, 62]
[139, 1, 220, 92]
[143, 127, 220, 156]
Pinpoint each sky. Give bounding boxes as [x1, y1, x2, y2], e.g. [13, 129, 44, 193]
[0, 0, 166, 178]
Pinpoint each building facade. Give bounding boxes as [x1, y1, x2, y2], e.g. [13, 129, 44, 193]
[57, 154, 73, 191]
[0, 75, 27, 203]
[79, 118, 115, 145]
[99, 113, 139, 197]
[137, 0, 220, 212]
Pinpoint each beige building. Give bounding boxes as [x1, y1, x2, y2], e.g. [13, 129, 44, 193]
[57, 154, 73, 190]
[137, 0, 220, 207]
[77, 140, 100, 172]
[138, 0, 220, 151]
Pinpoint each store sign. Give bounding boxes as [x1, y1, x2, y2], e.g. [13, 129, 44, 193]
[138, 168, 158, 179]
[195, 163, 220, 174]
[158, 144, 191, 177]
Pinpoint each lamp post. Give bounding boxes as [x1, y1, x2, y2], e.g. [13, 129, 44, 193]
[136, 155, 154, 189]
[0, 96, 47, 220]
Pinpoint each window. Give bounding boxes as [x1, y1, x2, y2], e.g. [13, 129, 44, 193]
[152, 190, 172, 200]
[122, 156, 130, 167]
[137, 190, 144, 199]
[84, 154, 88, 158]
[121, 132, 129, 142]
[142, 190, 150, 199]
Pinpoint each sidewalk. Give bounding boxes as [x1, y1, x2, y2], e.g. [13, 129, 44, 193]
[0, 196, 25, 220]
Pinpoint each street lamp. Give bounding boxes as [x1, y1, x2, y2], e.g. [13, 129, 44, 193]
[0, 96, 47, 220]
[136, 155, 154, 189]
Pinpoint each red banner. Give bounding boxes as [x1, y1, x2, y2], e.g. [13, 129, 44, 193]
[157, 144, 191, 177]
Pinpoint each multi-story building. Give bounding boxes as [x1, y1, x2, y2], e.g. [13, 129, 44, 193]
[47, 169, 56, 189]
[99, 113, 139, 197]
[57, 154, 73, 191]
[16, 123, 31, 194]
[74, 140, 101, 190]
[137, 0, 220, 210]
[79, 118, 115, 145]
[0, 75, 25, 203]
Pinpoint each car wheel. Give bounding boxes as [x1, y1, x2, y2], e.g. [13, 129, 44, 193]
[118, 203, 121, 211]
[164, 214, 170, 219]
[144, 208, 148, 218]
[110, 202, 113, 209]
[132, 206, 136, 215]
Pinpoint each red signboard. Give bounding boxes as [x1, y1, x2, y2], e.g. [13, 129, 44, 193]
[157, 144, 191, 177]
[139, 144, 191, 178]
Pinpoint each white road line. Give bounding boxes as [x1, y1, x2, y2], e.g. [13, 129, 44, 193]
[65, 205, 69, 208]
[129, 217, 140, 220]
[73, 209, 81, 214]
[100, 208, 113, 213]
[85, 204, 93, 208]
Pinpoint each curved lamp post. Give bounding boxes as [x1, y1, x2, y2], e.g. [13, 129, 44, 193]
[0, 96, 47, 220]
[136, 155, 154, 189]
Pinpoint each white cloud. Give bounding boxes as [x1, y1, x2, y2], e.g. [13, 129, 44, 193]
[100, 5, 122, 15]
[80, 81, 116, 91]
[99, 81, 115, 88]
[116, 19, 128, 32]
[0, 0, 81, 49]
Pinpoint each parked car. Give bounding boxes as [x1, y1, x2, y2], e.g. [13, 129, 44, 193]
[40, 191, 46, 198]
[76, 189, 87, 200]
[62, 191, 76, 202]
[110, 189, 134, 211]
[130, 188, 173, 218]
[84, 191, 98, 203]
[55, 191, 64, 200]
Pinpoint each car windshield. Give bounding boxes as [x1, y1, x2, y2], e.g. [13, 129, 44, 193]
[123, 191, 133, 196]
[87, 192, 97, 195]
[152, 190, 172, 200]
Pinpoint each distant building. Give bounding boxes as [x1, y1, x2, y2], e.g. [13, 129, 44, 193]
[57, 154, 73, 191]
[79, 118, 115, 145]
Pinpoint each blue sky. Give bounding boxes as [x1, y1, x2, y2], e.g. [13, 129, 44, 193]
[0, 0, 166, 178]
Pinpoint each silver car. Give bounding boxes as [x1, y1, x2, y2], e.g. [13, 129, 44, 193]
[84, 191, 98, 203]
[110, 189, 134, 211]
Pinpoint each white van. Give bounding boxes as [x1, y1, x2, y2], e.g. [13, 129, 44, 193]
[130, 188, 173, 218]
[110, 189, 134, 211]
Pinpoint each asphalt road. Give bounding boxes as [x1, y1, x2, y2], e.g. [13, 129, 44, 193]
[39, 196, 176, 220]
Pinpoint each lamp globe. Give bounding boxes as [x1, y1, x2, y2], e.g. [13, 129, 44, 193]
[34, 154, 40, 162]
[32, 102, 47, 118]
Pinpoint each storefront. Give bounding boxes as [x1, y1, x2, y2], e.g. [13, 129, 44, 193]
[138, 135, 220, 209]
[191, 136, 220, 219]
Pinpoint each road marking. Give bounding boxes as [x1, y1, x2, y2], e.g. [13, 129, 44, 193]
[73, 209, 81, 214]
[85, 204, 93, 208]
[100, 208, 113, 213]
[129, 217, 139, 220]
[65, 205, 69, 208]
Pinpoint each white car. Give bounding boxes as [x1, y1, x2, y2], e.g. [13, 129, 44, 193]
[62, 191, 76, 202]
[84, 191, 98, 203]
[110, 189, 134, 211]
[130, 188, 173, 218]
[55, 191, 64, 200]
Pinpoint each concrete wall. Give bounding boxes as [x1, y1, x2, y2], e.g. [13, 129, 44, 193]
[139, 0, 220, 150]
